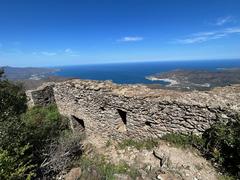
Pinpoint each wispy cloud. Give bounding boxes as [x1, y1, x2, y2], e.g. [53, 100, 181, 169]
[215, 16, 234, 26]
[65, 48, 73, 53]
[41, 51, 57, 56]
[64, 48, 80, 56]
[32, 49, 79, 57]
[118, 36, 143, 42]
[174, 27, 240, 44]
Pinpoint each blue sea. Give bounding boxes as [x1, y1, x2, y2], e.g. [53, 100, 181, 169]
[54, 59, 240, 84]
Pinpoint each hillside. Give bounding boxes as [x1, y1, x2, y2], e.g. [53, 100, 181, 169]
[26, 79, 240, 179]
[146, 68, 240, 91]
[1, 66, 59, 80]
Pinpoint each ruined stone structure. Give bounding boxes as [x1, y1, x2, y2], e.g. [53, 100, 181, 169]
[27, 79, 240, 140]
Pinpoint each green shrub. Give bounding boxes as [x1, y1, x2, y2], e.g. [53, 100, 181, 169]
[0, 80, 28, 150]
[117, 138, 159, 150]
[21, 105, 66, 148]
[0, 70, 71, 179]
[161, 133, 205, 149]
[20, 105, 69, 176]
[0, 80, 27, 118]
[22, 105, 67, 143]
[79, 155, 139, 179]
[202, 115, 240, 177]
[218, 174, 236, 180]
[0, 145, 35, 180]
[0, 75, 35, 179]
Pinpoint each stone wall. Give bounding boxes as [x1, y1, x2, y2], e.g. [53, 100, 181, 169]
[27, 83, 55, 107]
[27, 79, 240, 140]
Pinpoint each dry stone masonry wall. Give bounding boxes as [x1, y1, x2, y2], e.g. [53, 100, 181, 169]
[27, 79, 240, 140]
[27, 84, 55, 107]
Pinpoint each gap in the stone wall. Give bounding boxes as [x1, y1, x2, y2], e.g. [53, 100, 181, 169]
[71, 115, 85, 130]
[117, 109, 127, 125]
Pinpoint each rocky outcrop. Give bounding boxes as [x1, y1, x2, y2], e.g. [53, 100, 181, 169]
[27, 79, 240, 140]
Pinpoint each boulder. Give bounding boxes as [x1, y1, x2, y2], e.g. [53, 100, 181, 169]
[65, 167, 81, 180]
[153, 150, 168, 168]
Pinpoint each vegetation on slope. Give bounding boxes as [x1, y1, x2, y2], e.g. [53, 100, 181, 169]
[117, 138, 159, 150]
[162, 115, 240, 178]
[0, 69, 81, 179]
[77, 154, 140, 180]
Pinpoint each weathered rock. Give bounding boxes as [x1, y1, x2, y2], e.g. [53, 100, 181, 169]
[65, 167, 81, 180]
[152, 143, 218, 180]
[156, 174, 163, 180]
[26, 82, 55, 107]
[113, 173, 132, 180]
[27, 79, 240, 140]
[153, 150, 168, 168]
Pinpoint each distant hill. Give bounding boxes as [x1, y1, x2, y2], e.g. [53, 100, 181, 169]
[0, 66, 59, 80]
[146, 68, 240, 91]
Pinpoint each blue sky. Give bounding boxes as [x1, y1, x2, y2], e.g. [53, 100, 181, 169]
[0, 0, 240, 67]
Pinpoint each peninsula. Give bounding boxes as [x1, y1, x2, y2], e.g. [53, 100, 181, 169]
[146, 68, 240, 91]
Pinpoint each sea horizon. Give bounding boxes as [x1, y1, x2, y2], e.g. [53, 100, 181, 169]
[53, 59, 240, 85]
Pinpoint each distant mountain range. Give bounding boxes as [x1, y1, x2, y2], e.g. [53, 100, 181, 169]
[0, 66, 59, 80]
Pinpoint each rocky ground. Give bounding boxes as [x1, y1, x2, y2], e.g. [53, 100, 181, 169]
[63, 133, 219, 180]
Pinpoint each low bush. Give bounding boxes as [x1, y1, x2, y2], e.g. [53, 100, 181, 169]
[79, 155, 139, 179]
[161, 133, 205, 149]
[0, 145, 35, 180]
[202, 115, 240, 177]
[40, 131, 83, 176]
[21, 105, 68, 146]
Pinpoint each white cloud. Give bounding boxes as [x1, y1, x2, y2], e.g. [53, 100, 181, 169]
[64, 48, 80, 56]
[215, 16, 234, 26]
[173, 27, 240, 44]
[225, 27, 240, 33]
[41, 51, 57, 56]
[65, 48, 73, 53]
[33, 49, 80, 57]
[118, 36, 143, 42]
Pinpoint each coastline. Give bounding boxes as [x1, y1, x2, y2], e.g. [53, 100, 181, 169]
[145, 76, 178, 86]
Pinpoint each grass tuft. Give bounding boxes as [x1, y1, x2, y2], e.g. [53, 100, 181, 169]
[78, 155, 139, 179]
[161, 133, 204, 149]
